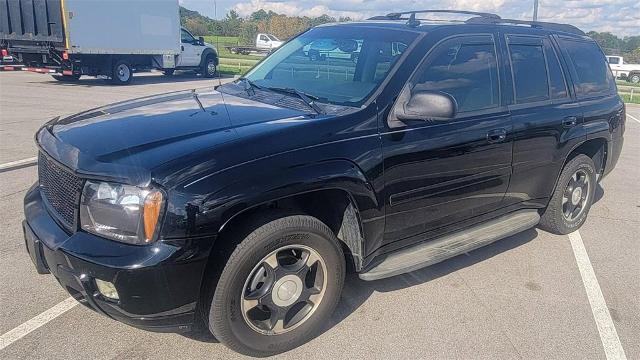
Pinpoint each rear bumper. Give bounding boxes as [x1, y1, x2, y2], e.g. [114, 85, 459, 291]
[23, 184, 214, 333]
[604, 134, 623, 178]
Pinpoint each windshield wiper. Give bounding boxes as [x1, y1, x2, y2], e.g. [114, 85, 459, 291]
[237, 79, 325, 115]
[266, 86, 325, 115]
[238, 77, 262, 95]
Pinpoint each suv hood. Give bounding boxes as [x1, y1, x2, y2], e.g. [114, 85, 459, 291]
[38, 88, 311, 187]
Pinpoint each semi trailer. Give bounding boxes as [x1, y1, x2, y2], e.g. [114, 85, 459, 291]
[0, 0, 218, 84]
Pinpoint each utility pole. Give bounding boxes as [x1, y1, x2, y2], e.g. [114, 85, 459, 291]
[533, 0, 539, 21]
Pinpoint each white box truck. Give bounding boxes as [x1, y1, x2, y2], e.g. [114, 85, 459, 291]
[0, 0, 218, 84]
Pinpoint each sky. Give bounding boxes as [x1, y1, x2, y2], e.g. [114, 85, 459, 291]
[179, 0, 639, 37]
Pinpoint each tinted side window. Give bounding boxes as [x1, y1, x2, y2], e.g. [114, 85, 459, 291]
[607, 57, 620, 64]
[413, 37, 499, 113]
[561, 39, 614, 97]
[509, 43, 549, 103]
[544, 40, 569, 99]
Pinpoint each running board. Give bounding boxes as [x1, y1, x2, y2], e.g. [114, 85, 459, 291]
[359, 210, 540, 281]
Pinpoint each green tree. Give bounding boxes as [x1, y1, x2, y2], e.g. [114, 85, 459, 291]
[240, 22, 259, 45]
[309, 14, 336, 27]
[588, 31, 640, 64]
[222, 10, 243, 36]
[250, 9, 270, 22]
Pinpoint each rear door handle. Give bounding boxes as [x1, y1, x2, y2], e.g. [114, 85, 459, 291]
[487, 129, 507, 143]
[563, 116, 578, 128]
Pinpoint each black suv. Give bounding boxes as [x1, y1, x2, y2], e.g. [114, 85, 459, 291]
[23, 10, 625, 356]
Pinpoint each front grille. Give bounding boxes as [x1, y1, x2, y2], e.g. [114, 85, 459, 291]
[38, 153, 84, 229]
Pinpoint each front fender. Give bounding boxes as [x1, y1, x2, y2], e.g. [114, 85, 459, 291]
[161, 158, 379, 240]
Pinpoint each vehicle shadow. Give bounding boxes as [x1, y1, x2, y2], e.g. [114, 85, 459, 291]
[27, 72, 234, 88]
[325, 228, 539, 333]
[181, 227, 539, 346]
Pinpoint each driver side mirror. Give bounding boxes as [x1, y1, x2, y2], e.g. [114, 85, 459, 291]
[198, 36, 205, 46]
[396, 91, 457, 121]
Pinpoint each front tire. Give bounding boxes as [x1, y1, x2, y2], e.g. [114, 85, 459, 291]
[539, 154, 596, 234]
[202, 55, 217, 78]
[209, 215, 345, 357]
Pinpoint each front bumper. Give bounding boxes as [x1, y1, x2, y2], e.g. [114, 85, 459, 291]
[23, 184, 214, 332]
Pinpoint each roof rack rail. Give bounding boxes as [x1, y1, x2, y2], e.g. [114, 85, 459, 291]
[369, 10, 501, 27]
[465, 17, 585, 36]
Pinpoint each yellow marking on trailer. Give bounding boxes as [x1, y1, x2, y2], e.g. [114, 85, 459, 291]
[60, 0, 70, 50]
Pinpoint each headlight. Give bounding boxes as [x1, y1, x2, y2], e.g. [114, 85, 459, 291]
[79, 181, 164, 245]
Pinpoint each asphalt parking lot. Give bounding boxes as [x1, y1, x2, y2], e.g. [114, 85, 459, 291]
[1, 71, 638, 359]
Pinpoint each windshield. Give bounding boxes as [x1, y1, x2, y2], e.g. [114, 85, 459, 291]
[267, 34, 280, 41]
[243, 26, 417, 107]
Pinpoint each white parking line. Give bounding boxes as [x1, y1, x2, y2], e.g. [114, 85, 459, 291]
[627, 113, 640, 124]
[0, 157, 37, 171]
[569, 231, 627, 360]
[0, 297, 78, 351]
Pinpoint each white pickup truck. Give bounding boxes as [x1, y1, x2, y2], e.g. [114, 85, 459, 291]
[606, 56, 640, 84]
[225, 34, 283, 55]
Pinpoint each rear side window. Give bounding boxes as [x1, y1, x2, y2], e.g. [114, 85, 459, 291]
[412, 36, 500, 113]
[544, 40, 569, 99]
[509, 43, 549, 103]
[561, 39, 615, 97]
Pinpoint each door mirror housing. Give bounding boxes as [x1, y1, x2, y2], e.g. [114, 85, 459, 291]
[198, 36, 205, 46]
[397, 91, 457, 121]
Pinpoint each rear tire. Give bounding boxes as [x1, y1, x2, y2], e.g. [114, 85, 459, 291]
[163, 69, 175, 76]
[51, 74, 80, 82]
[209, 214, 345, 357]
[539, 154, 596, 235]
[629, 73, 640, 84]
[110, 60, 133, 85]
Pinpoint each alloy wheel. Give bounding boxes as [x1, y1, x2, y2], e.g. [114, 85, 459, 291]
[241, 244, 327, 335]
[562, 169, 590, 221]
[116, 64, 130, 82]
[207, 61, 216, 76]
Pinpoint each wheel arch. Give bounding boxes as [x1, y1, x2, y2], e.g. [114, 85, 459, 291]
[549, 137, 608, 202]
[217, 187, 368, 273]
[200, 48, 219, 66]
[565, 137, 608, 176]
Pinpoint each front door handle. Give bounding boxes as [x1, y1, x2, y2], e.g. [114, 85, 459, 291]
[563, 116, 578, 128]
[487, 129, 507, 143]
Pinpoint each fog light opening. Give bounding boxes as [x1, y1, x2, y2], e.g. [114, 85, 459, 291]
[95, 279, 119, 300]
